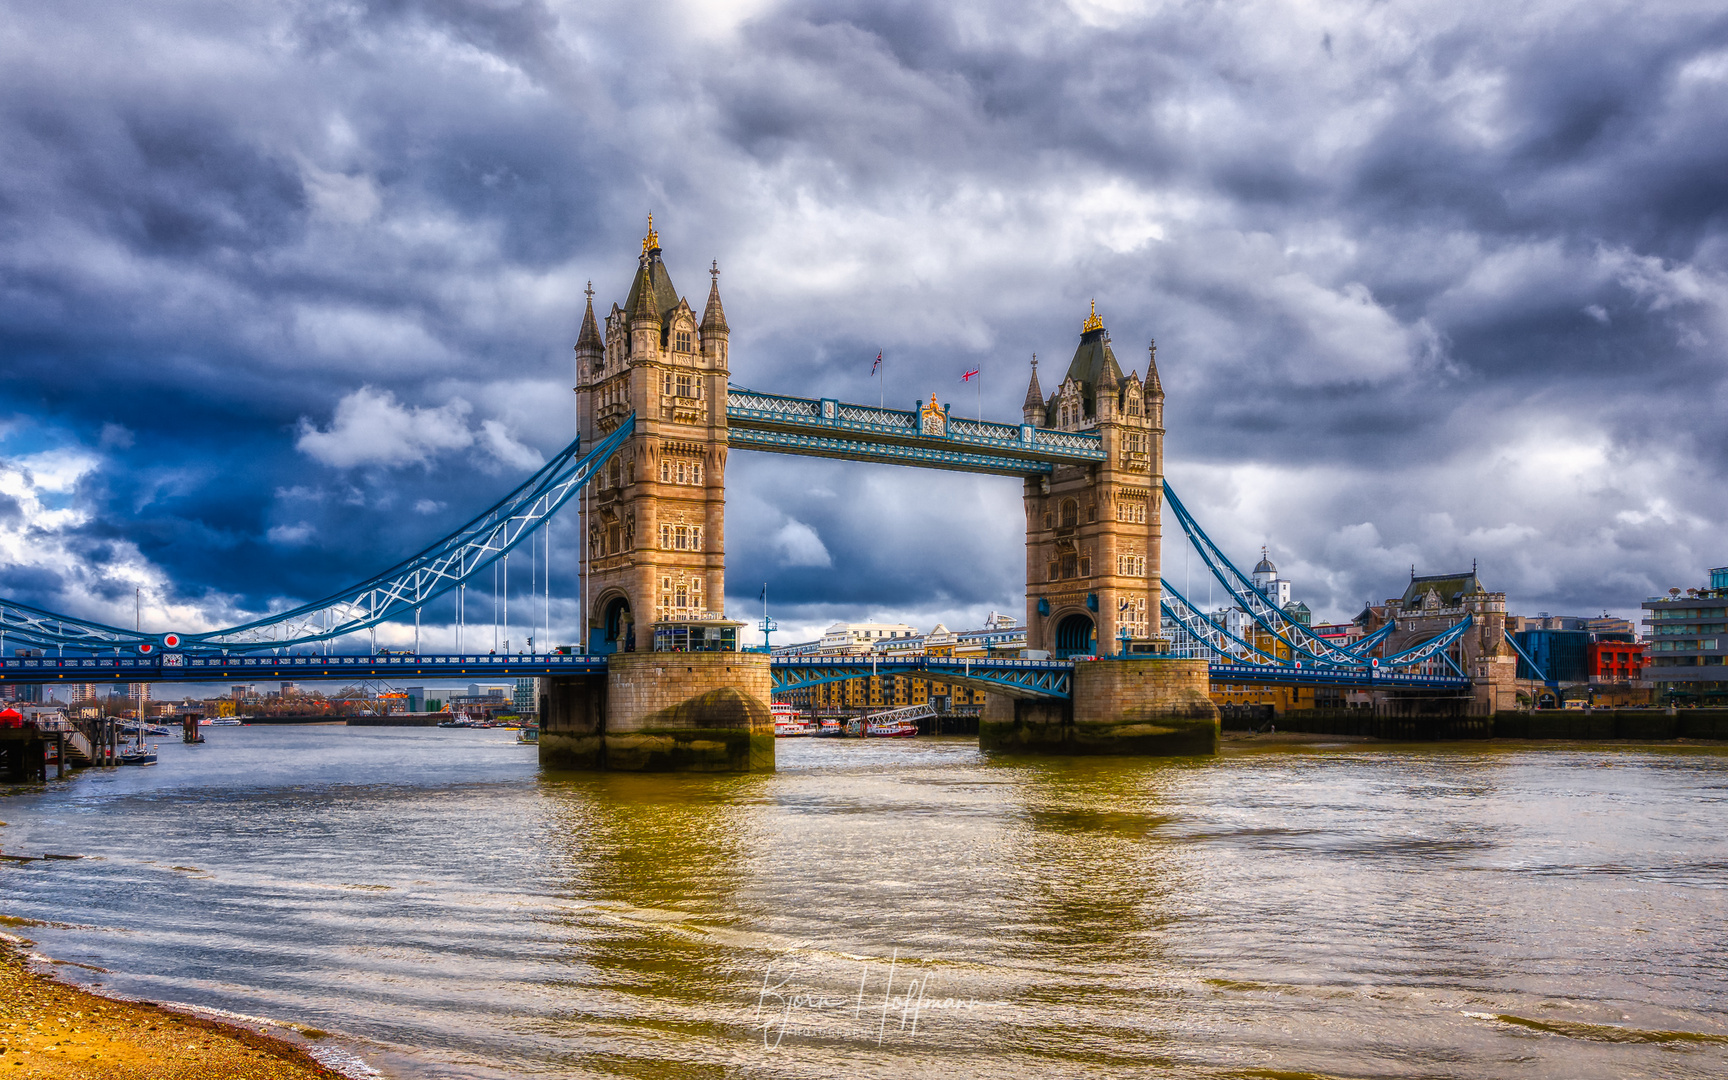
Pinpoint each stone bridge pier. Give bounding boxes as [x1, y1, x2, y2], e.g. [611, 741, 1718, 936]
[540, 653, 774, 772]
[980, 657, 1219, 755]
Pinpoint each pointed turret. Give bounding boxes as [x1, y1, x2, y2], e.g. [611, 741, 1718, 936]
[575, 281, 602, 355]
[701, 260, 729, 336]
[1021, 354, 1044, 424]
[1145, 339, 1164, 398]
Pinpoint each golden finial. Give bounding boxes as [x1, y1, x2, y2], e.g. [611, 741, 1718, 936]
[1082, 299, 1104, 334]
[642, 212, 659, 253]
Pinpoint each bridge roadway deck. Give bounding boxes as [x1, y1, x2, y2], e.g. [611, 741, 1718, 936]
[0, 654, 1470, 695]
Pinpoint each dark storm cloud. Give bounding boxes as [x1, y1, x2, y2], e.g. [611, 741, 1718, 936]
[1, 0, 1725, 643]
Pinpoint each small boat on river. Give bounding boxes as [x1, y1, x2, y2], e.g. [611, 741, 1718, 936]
[118, 741, 158, 766]
[772, 704, 818, 738]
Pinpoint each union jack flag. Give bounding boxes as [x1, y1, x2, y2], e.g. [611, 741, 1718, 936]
[871, 352, 882, 375]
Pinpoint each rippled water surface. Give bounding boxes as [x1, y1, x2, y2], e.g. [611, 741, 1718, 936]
[1, 725, 1725, 1078]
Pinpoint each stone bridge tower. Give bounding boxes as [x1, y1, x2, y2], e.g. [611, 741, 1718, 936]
[574, 218, 731, 653]
[1021, 303, 1167, 658]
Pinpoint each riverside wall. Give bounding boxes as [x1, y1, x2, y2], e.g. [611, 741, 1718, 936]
[1220, 707, 1728, 742]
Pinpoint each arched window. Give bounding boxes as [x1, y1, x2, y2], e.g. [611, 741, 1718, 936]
[676, 329, 692, 352]
[1060, 499, 1078, 529]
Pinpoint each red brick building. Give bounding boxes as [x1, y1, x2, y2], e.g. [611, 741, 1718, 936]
[1587, 640, 1647, 682]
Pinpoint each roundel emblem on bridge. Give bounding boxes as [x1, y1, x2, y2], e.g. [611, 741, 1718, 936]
[137, 643, 154, 655]
[1370, 657, 1379, 667]
[163, 633, 182, 648]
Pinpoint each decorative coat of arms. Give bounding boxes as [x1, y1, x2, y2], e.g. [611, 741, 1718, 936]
[919, 393, 947, 437]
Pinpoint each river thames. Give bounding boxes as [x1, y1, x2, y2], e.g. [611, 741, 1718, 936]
[0, 726, 1723, 1078]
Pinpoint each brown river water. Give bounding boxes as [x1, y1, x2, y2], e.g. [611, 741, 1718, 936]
[0, 725, 1724, 1078]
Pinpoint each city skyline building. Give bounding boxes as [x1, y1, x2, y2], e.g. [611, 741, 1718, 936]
[1641, 566, 1728, 704]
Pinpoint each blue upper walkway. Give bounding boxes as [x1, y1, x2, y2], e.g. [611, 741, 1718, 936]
[725, 387, 1105, 475]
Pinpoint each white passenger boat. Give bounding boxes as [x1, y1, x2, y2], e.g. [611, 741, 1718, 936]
[772, 703, 818, 737]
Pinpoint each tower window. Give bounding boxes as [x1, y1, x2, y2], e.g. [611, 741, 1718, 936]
[676, 330, 692, 352]
[1060, 500, 1078, 529]
[677, 374, 693, 398]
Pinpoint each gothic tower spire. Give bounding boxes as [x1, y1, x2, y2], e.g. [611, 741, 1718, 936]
[1021, 353, 1044, 424]
[701, 260, 729, 335]
[575, 280, 602, 356]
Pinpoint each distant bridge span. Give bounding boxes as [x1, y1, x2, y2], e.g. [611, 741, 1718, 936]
[0, 652, 1471, 700]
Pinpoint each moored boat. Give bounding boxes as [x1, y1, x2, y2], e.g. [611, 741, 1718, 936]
[118, 743, 158, 766]
[772, 703, 818, 738]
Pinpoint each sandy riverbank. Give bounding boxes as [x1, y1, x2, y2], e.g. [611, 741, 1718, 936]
[0, 933, 344, 1079]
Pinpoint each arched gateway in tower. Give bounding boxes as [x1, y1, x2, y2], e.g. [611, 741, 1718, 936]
[544, 221, 1217, 771]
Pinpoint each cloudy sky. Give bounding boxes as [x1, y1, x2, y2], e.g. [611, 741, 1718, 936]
[2, 0, 1725, 650]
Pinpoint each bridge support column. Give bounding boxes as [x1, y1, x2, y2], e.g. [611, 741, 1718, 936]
[981, 657, 1218, 755]
[542, 654, 774, 771]
[605, 652, 773, 771]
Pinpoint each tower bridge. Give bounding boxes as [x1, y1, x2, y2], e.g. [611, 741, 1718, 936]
[0, 220, 1510, 769]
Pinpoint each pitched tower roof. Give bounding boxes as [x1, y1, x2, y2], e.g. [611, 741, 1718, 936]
[1063, 299, 1125, 413]
[575, 281, 602, 353]
[701, 260, 728, 334]
[1022, 354, 1043, 410]
[625, 214, 681, 330]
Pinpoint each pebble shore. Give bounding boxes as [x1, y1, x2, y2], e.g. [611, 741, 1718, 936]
[0, 934, 343, 1079]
